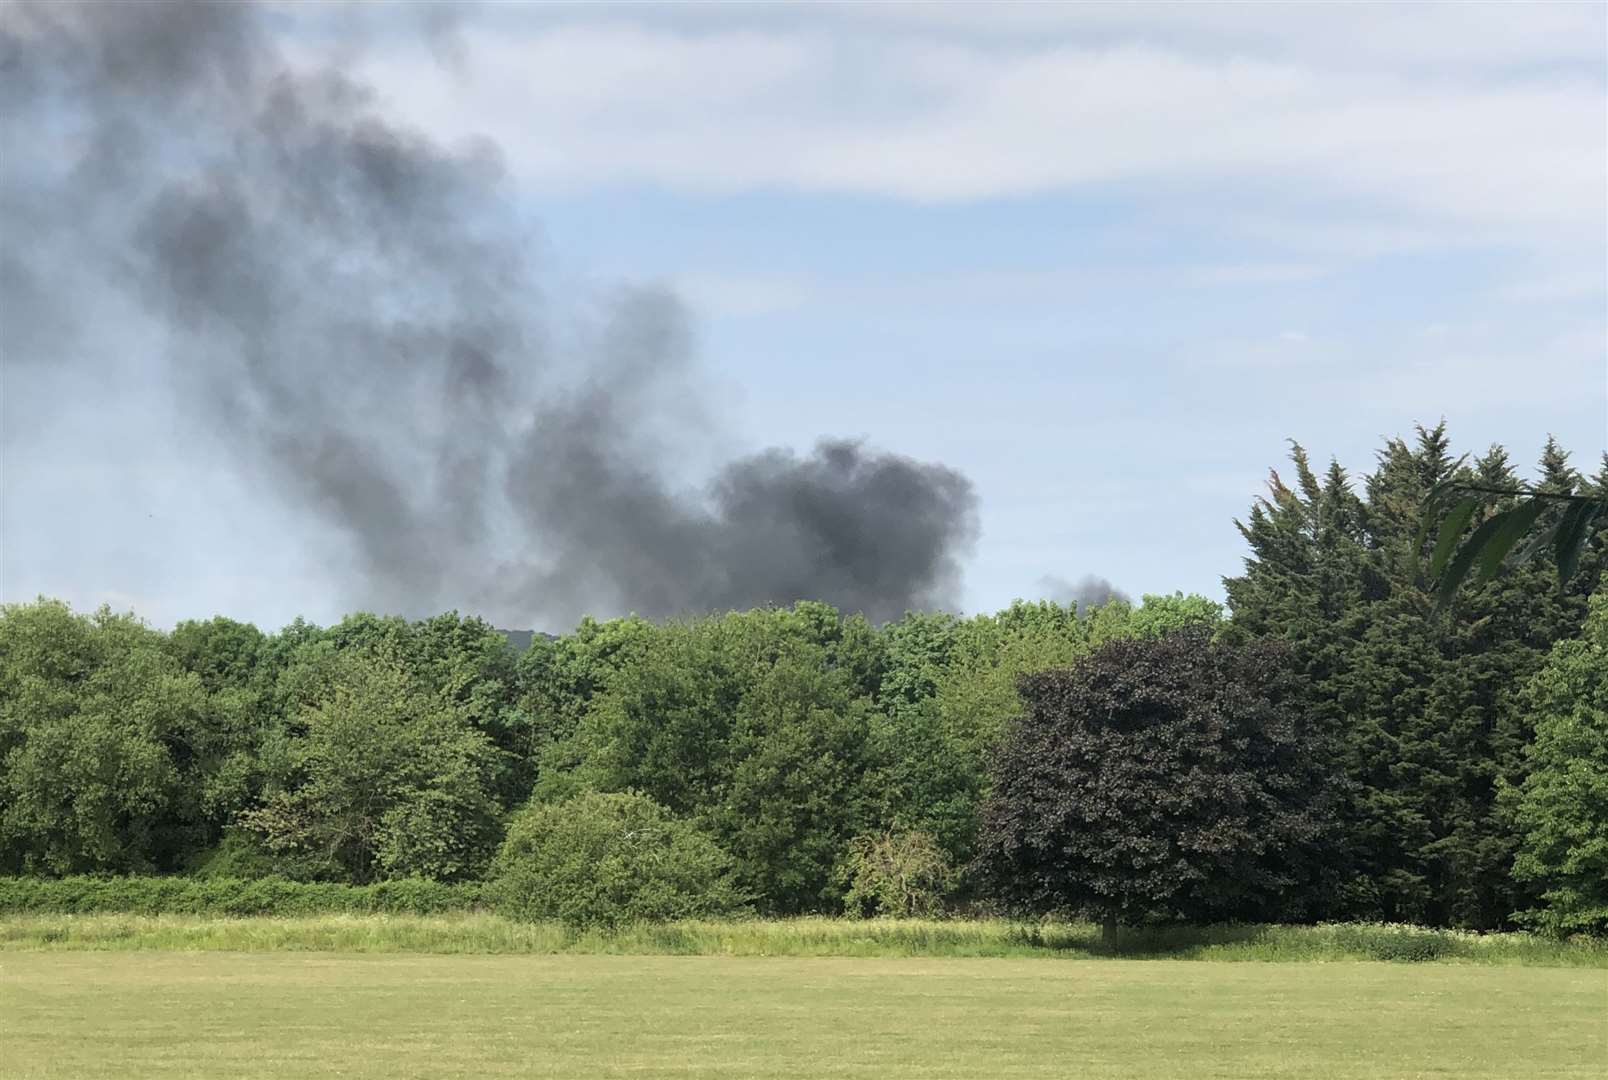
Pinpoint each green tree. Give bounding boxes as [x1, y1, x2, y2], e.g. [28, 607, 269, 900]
[540, 606, 884, 912]
[165, 616, 282, 844]
[711, 643, 877, 911]
[976, 629, 1336, 940]
[1421, 435, 1604, 610]
[517, 614, 657, 760]
[1225, 426, 1601, 927]
[1129, 592, 1225, 638]
[1505, 593, 1608, 934]
[840, 829, 953, 917]
[168, 616, 268, 695]
[873, 594, 1220, 874]
[0, 601, 207, 873]
[239, 650, 503, 882]
[878, 601, 1091, 870]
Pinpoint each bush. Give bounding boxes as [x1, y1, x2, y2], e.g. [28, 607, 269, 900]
[182, 832, 337, 882]
[841, 830, 953, 917]
[488, 792, 746, 929]
[0, 875, 483, 916]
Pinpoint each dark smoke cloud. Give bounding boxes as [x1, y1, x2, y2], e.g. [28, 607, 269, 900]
[0, 1, 976, 626]
[1038, 574, 1130, 613]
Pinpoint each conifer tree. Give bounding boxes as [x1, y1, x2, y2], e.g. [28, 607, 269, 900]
[1226, 425, 1601, 927]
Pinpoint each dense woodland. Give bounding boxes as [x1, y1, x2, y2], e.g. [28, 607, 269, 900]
[2, 427, 1604, 934]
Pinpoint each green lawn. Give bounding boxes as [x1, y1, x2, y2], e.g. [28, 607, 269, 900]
[2, 952, 1603, 1079]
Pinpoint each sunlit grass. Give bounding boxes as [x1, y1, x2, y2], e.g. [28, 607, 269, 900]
[2, 913, 1601, 966]
[3, 951, 1603, 1079]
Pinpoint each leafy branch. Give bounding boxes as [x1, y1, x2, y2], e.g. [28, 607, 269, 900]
[1418, 465, 1603, 612]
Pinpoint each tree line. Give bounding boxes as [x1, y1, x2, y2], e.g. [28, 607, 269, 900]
[1, 425, 1603, 934]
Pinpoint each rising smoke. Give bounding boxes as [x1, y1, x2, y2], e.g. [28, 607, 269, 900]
[0, 1, 977, 626]
[1038, 574, 1131, 613]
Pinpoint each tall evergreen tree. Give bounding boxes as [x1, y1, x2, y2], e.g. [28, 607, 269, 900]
[1226, 425, 1601, 927]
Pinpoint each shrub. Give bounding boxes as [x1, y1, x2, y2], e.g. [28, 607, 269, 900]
[183, 831, 338, 882]
[0, 875, 483, 916]
[841, 830, 953, 917]
[488, 792, 746, 929]
[1331, 924, 1453, 962]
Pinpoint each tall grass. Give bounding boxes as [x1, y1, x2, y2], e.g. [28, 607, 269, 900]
[2, 913, 1602, 966]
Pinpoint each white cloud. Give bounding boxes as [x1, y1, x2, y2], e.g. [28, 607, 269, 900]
[304, 5, 1604, 262]
[433, 3, 1608, 74]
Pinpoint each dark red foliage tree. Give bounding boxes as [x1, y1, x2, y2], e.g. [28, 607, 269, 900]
[976, 628, 1336, 940]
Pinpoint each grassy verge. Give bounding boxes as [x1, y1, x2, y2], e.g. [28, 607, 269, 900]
[3, 952, 1603, 1079]
[2, 913, 1603, 965]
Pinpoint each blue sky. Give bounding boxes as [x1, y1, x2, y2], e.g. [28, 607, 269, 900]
[3, 1, 1605, 628]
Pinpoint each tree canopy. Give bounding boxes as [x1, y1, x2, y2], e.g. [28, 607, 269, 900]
[0, 424, 1600, 932]
[976, 629, 1334, 933]
[1506, 592, 1608, 934]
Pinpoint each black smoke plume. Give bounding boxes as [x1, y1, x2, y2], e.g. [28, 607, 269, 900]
[0, 1, 977, 625]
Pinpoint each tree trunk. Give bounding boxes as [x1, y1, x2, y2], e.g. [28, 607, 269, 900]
[1101, 916, 1118, 948]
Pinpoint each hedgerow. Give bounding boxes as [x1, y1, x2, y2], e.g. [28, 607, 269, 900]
[0, 876, 483, 917]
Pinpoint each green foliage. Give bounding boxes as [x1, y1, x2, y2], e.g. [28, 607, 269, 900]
[0, 428, 1598, 933]
[0, 601, 207, 874]
[1506, 593, 1608, 935]
[268, 612, 531, 799]
[0, 875, 481, 916]
[877, 601, 1089, 872]
[1330, 924, 1452, 962]
[488, 792, 745, 928]
[1129, 592, 1225, 638]
[182, 831, 323, 882]
[1420, 438, 1605, 611]
[1224, 427, 1602, 929]
[977, 629, 1336, 928]
[239, 651, 504, 883]
[516, 615, 656, 758]
[543, 606, 885, 913]
[872, 593, 1224, 874]
[840, 830, 953, 917]
[712, 645, 878, 911]
[168, 616, 268, 695]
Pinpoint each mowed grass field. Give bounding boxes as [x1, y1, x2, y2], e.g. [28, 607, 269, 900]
[3, 949, 1604, 1079]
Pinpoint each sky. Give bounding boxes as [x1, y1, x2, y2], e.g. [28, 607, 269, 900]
[2, 0, 1605, 632]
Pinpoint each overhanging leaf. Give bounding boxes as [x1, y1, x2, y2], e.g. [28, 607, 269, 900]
[1428, 497, 1479, 580]
[1414, 468, 1472, 554]
[1511, 517, 1561, 567]
[1554, 499, 1604, 587]
[1434, 512, 1512, 614]
[1475, 499, 1548, 583]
